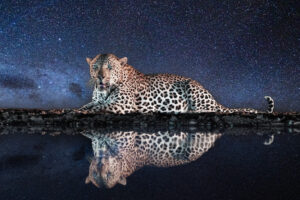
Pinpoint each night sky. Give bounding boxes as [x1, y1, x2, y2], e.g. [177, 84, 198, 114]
[0, 0, 299, 111]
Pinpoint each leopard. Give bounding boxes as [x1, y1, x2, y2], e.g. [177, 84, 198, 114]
[77, 53, 274, 114]
[82, 130, 221, 188]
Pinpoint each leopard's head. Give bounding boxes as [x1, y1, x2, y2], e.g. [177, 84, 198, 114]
[85, 155, 127, 189]
[86, 54, 127, 90]
[85, 136, 127, 189]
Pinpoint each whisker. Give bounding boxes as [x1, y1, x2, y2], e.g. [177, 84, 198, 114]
[86, 78, 96, 88]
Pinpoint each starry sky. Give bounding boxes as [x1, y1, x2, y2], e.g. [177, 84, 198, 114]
[0, 0, 299, 111]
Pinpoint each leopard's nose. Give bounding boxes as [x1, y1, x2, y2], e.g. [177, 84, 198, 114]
[96, 78, 103, 85]
[98, 76, 105, 84]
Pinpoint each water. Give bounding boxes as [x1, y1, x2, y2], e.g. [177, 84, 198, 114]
[0, 128, 299, 200]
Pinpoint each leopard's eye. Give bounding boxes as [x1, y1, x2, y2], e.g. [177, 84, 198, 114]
[93, 64, 98, 70]
[107, 64, 112, 70]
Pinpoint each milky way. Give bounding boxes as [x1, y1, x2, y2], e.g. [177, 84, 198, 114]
[0, 0, 299, 111]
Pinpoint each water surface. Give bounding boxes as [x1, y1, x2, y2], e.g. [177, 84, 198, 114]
[0, 128, 299, 200]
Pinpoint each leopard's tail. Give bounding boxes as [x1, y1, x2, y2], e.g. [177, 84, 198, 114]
[264, 96, 274, 113]
[220, 96, 274, 114]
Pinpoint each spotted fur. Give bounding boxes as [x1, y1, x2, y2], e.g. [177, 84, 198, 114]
[83, 130, 221, 188]
[78, 54, 274, 114]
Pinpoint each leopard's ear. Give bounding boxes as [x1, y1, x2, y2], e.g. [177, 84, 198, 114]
[119, 57, 127, 66]
[85, 176, 91, 184]
[87, 156, 93, 163]
[86, 57, 92, 65]
[118, 176, 127, 186]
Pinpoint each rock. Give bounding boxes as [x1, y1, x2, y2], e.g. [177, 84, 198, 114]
[0, 109, 299, 134]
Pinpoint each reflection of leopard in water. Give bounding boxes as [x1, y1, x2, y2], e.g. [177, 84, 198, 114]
[78, 53, 274, 114]
[82, 131, 221, 188]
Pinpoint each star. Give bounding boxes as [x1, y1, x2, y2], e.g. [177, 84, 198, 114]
[0, 0, 298, 111]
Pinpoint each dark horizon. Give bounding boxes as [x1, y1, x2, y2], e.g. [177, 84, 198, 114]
[0, 0, 299, 112]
